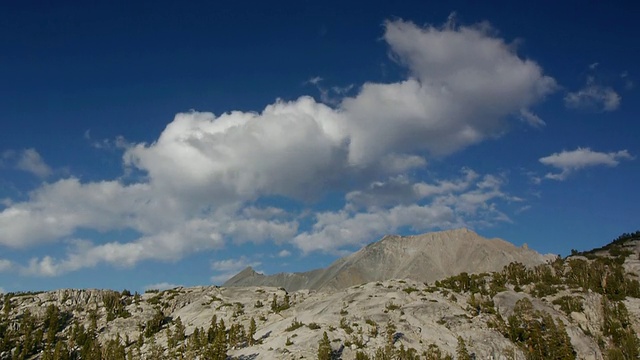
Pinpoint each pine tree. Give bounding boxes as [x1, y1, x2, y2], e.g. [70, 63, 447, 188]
[248, 317, 257, 345]
[174, 316, 186, 342]
[317, 331, 332, 360]
[53, 341, 70, 360]
[384, 319, 397, 357]
[456, 336, 471, 360]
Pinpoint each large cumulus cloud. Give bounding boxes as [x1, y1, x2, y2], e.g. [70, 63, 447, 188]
[0, 18, 556, 275]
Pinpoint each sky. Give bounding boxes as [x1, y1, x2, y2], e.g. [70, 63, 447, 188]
[0, 1, 637, 293]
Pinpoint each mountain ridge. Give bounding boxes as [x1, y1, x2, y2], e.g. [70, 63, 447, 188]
[224, 228, 554, 291]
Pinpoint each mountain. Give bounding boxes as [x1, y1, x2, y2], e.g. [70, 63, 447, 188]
[0, 230, 640, 360]
[1, 231, 638, 359]
[224, 228, 554, 291]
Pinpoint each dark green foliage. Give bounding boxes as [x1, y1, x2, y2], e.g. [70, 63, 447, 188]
[456, 336, 471, 360]
[502, 262, 534, 287]
[248, 317, 257, 345]
[385, 301, 400, 311]
[285, 317, 304, 332]
[601, 297, 640, 359]
[308, 322, 321, 330]
[566, 257, 640, 300]
[103, 291, 131, 321]
[144, 309, 167, 338]
[317, 331, 332, 360]
[578, 231, 640, 257]
[103, 335, 126, 360]
[436, 272, 488, 294]
[424, 343, 453, 360]
[270, 293, 291, 313]
[552, 296, 584, 315]
[396, 343, 421, 359]
[530, 281, 558, 297]
[44, 304, 68, 345]
[340, 317, 353, 334]
[403, 286, 419, 294]
[467, 292, 496, 316]
[498, 298, 576, 360]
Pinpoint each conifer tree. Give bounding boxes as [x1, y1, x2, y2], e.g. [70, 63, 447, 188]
[384, 319, 397, 357]
[174, 316, 186, 342]
[317, 331, 332, 360]
[248, 317, 257, 345]
[456, 336, 471, 360]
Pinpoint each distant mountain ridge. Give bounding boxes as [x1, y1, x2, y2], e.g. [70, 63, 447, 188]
[224, 228, 554, 291]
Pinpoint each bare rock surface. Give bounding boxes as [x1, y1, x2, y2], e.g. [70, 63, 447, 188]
[225, 228, 554, 291]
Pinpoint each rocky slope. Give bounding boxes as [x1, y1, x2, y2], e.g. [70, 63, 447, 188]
[1, 230, 639, 360]
[224, 228, 554, 291]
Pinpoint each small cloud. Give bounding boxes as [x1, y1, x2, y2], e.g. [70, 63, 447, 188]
[210, 256, 261, 284]
[85, 131, 131, 151]
[305, 76, 323, 86]
[620, 71, 634, 90]
[539, 147, 633, 180]
[565, 85, 620, 111]
[0, 259, 12, 272]
[564, 71, 626, 111]
[515, 205, 532, 214]
[143, 282, 181, 292]
[518, 109, 545, 128]
[305, 76, 354, 105]
[0, 287, 5, 294]
[4, 148, 53, 178]
[277, 249, 291, 258]
[331, 84, 354, 95]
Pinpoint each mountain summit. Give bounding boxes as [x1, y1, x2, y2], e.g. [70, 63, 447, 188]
[224, 228, 553, 291]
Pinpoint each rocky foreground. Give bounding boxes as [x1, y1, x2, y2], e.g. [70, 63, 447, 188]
[1, 230, 639, 359]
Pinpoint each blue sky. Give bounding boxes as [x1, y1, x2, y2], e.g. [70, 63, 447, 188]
[0, 1, 637, 293]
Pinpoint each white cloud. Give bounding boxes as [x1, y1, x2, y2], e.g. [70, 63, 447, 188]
[343, 19, 555, 163]
[210, 256, 261, 284]
[143, 282, 181, 292]
[17, 149, 52, 178]
[294, 171, 513, 254]
[277, 249, 291, 258]
[0, 287, 5, 294]
[0, 17, 554, 275]
[540, 147, 633, 180]
[0, 259, 12, 272]
[565, 77, 621, 111]
[2, 148, 52, 178]
[518, 109, 545, 128]
[85, 131, 131, 151]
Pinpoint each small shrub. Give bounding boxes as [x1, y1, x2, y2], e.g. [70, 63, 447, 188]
[285, 318, 304, 332]
[385, 301, 400, 311]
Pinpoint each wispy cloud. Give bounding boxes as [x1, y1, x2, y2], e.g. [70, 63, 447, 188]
[3, 148, 52, 178]
[518, 109, 545, 128]
[210, 256, 261, 284]
[565, 76, 621, 112]
[0, 259, 12, 272]
[277, 250, 291, 258]
[539, 147, 633, 180]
